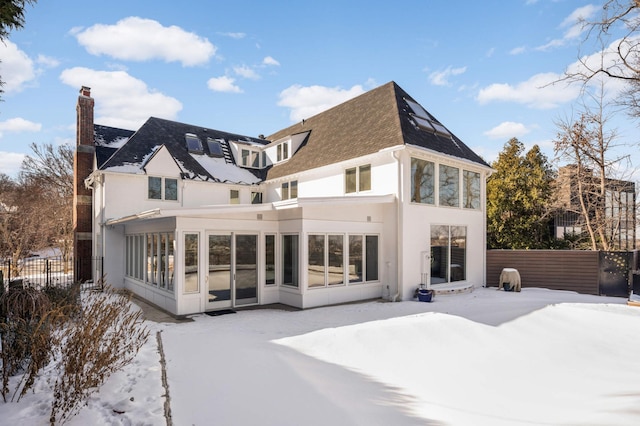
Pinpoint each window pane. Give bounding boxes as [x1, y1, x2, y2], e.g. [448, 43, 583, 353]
[230, 189, 240, 204]
[308, 235, 325, 288]
[328, 235, 344, 285]
[146, 234, 153, 283]
[277, 144, 282, 162]
[159, 234, 166, 288]
[281, 182, 289, 200]
[251, 192, 262, 204]
[148, 176, 161, 199]
[359, 164, 371, 192]
[430, 225, 449, 284]
[185, 134, 203, 154]
[206, 138, 224, 157]
[241, 149, 249, 166]
[463, 171, 480, 209]
[450, 226, 466, 282]
[265, 235, 275, 285]
[348, 235, 363, 283]
[251, 151, 260, 168]
[290, 181, 298, 199]
[283, 142, 289, 160]
[167, 233, 175, 291]
[282, 235, 298, 287]
[411, 158, 435, 204]
[165, 178, 178, 201]
[152, 233, 158, 285]
[184, 233, 199, 293]
[365, 236, 378, 281]
[345, 167, 357, 193]
[439, 165, 459, 207]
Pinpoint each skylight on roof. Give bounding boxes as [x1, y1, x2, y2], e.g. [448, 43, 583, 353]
[405, 98, 451, 138]
[206, 138, 224, 157]
[185, 133, 203, 154]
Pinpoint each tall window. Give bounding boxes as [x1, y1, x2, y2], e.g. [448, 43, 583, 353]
[165, 178, 177, 201]
[308, 235, 325, 288]
[463, 171, 480, 209]
[328, 235, 344, 285]
[365, 235, 379, 281]
[411, 158, 435, 204]
[184, 233, 199, 293]
[282, 234, 299, 287]
[430, 225, 466, 285]
[348, 235, 363, 283]
[439, 165, 459, 207]
[265, 235, 275, 285]
[345, 164, 371, 193]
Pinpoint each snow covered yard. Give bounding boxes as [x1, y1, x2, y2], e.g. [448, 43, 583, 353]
[2, 287, 640, 425]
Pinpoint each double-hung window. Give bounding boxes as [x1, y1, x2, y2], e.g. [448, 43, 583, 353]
[345, 164, 371, 193]
[281, 180, 298, 200]
[148, 176, 178, 201]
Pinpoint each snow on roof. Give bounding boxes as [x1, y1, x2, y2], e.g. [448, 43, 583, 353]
[188, 154, 261, 184]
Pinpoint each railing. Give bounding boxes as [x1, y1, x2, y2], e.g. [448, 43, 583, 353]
[0, 256, 103, 292]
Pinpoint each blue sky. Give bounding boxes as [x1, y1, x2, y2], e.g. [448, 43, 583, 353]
[1, 0, 637, 179]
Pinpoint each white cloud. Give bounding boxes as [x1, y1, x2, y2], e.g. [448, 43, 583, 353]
[36, 54, 60, 68]
[263, 56, 280, 66]
[477, 72, 581, 109]
[428, 66, 467, 86]
[233, 65, 260, 80]
[484, 121, 531, 139]
[278, 84, 366, 122]
[73, 17, 216, 66]
[0, 118, 42, 137]
[536, 5, 598, 51]
[510, 46, 526, 55]
[0, 40, 35, 93]
[0, 151, 25, 177]
[207, 76, 242, 93]
[59, 67, 183, 129]
[219, 32, 246, 39]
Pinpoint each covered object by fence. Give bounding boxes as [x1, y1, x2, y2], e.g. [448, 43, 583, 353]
[487, 250, 637, 297]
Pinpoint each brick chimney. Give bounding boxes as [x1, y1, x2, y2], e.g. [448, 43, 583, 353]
[73, 86, 95, 282]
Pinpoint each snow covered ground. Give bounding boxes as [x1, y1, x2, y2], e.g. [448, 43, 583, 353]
[2, 287, 640, 425]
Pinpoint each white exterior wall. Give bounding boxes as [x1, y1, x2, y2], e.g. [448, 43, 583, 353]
[396, 148, 489, 300]
[92, 144, 490, 315]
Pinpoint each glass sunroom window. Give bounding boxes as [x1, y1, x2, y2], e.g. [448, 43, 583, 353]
[411, 158, 435, 204]
[463, 170, 480, 209]
[439, 165, 459, 207]
[282, 234, 299, 287]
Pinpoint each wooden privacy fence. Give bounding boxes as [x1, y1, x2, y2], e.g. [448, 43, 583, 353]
[487, 250, 602, 295]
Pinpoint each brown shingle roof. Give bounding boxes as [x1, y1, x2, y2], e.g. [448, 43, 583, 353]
[266, 81, 488, 181]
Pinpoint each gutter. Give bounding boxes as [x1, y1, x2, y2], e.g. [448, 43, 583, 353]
[392, 149, 403, 302]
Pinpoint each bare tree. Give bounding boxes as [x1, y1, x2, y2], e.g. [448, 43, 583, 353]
[565, 1, 640, 117]
[19, 143, 74, 263]
[554, 84, 634, 250]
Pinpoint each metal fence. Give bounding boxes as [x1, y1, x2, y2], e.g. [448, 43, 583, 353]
[0, 256, 103, 292]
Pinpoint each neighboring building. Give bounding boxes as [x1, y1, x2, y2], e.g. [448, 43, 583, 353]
[74, 81, 492, 315]
[554, 164, 637, 250]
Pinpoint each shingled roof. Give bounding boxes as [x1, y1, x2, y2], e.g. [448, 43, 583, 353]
[98, 117, 269, 183]
[266, 81, 488, 180]
[94, 125, 135, 168]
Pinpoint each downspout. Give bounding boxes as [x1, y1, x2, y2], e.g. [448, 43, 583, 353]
[392, 150, 403, 302]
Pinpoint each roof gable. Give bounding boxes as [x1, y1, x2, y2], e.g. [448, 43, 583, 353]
[265, 81, 488, 180]
[99, 117, 268, 184]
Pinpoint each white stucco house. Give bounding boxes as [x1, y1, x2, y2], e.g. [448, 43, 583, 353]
[74, 81, 492, 315]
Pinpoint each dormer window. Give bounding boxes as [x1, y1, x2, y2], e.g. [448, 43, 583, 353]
[206, 138, 224, 157]
[276, 141, 289, 162]
[185, 133, 203, 154]
[240, 146, 263, 168]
